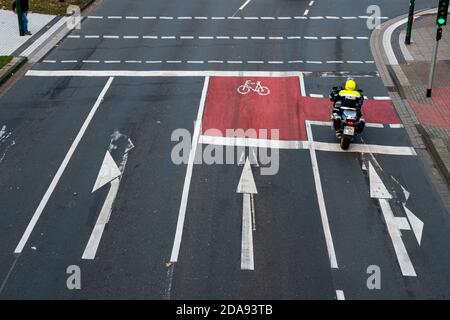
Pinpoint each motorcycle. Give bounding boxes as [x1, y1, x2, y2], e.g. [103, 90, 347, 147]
[330, 88, 365, 150]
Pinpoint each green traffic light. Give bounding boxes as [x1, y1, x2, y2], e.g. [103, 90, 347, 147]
[438, 17, 446, 25]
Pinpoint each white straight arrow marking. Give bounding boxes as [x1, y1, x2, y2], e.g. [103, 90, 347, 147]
[237, 158, 257, 270]
[92, 151, 122, 192]
[379, 199, 416, 276]
[369, 162, 392, 199]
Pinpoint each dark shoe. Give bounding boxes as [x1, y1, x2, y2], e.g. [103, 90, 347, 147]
[25, 31, 32, 35]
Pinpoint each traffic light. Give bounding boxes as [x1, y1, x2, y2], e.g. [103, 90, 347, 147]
[437, 27, 443, 41]
[437, 0, 449, 26]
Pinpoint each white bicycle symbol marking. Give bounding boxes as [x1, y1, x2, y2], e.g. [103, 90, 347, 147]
[237, 80, 271, 96]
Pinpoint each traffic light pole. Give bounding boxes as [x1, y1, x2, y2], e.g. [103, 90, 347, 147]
[426, 26, 441, 97]
[15, 0, 25, 36]
[405, 0, 415, 44]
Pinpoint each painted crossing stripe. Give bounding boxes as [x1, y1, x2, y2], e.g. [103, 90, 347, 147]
[199, 135, 416, 156]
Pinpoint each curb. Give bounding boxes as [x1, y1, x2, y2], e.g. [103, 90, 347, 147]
[416, 124, 450, 184]
[371, 8, 450, 186]
[0, 0, 98, 88]
[0, 57, 27, 87]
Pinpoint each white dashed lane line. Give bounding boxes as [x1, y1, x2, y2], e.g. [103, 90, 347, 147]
[66, 35, 371, 41]
[40, 60, 376, 65]
[86, 15, 389, 20]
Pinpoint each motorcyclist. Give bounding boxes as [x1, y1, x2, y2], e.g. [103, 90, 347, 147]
[330, 78, 365, 134]
[330, 78, 364, 115]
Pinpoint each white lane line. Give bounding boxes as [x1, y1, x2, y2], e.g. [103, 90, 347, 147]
[261, 16, 275, 20]
[389, 124, 404, 128]
[268, 61, 284, 64]
[83, 60, 100, 63]
[326, 16, 340, 19]
[277, 17, 291, 20]
[287, 36, 301, 39]
[340, 36, 355, 39]
[208, 60, 224, 64]
[216, 36, 230, 39]
[88, 16, 103, 19]
[146, 60, 162, 64]
[166, 60, 182, 64]
[336, 290, 346, 300]
[42, 60, 56, 63]
[309, 1, 315, 6]
[61, 60, 78, 63]
[342, 16, 357, 19]
[178, 16, 192, 20]
[303, 9, 310, 16]
[143, 36, 158, 39]
[108, 16, 122, 19]
[187, 60, 204, 64]
[161, 36, 176, 39]
[170, 77, 210, 263]
[321, 36, 337, 39]
[304, 36, 318, 40]
[299, 74, 306, 97]
[142, 16, 156, 19]
[126, 16, 139, 20]
[180, 36, 194, 39]
[247, 61, 264, 64]
[14, 77, 114, 254]
[251, 36, 266, 40]
[194, 16, 208, 20]
[211, 17, 225, 20]
[68, 35, 80, 38]
[306, 120, 339, 269]
[85, 35, 100, 39]
[346, 61, 364, 64]
[373, 96, 392, 100]
[104, 60, 121, 64]
[227, 61, 243, 64]
[160, 16, 173, 19]
[268, 36, 283, 40]
[239, 0, 252, 11]
[244, 17, 259, 20]
[365, 123, 385, 128]
[125, 60, 142, 64]
[309, 16, 324, 20]
[327, 61, 344, 64]
[199, 36, 214, 39]
[306, 61, 322, 64]
[26, 70, 306, 78]
[123, 36, 139, 39]
[310, 94, 324, 98]
[103, 35, 119, 39]
[233, 36, 248, 40]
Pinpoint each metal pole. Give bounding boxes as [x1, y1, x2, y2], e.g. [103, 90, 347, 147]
[426, 31, 440, 97]
[15, 0, 25, 36]
[405, 0, 415, 44]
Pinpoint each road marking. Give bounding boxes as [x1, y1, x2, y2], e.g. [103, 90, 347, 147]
[170, 77, 210, 263]
[124, 36, 139, 39]
[108, 16, 122, 19]
[303, 9, 310, 16]
[83, 60, 100, 63]
[105, 60, 121, 64]
[310, 94, 324, 98]
[239, 0, 252, 11]
[61, 60, 78, 63]
[237, 159, 257, 270]
[373, 96, 391, 100]
[68, 35, 80, 38]
[383, 17, 408, 65]
[88, 16, 103, 19]
[389, 124, 404, 128]
[126, 16, 139, 20]
[336, 290, 345, 300]
[42, 60, 56, 63]
[14, 77, 114, 254]
[104, 35, 119, 39]
[85, 35, 100, 38]
[369, 162, 416, 277]
[83, 140, 134, 260]
[306, 121, 338, 269]
[199, 133, 415, 155]
[81, 15, 391, 21]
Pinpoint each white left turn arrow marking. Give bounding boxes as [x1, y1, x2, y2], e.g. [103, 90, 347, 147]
[237, 158, 257, 270]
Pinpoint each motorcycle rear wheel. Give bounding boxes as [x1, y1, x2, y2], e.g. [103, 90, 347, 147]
[340, 136, 351, 150]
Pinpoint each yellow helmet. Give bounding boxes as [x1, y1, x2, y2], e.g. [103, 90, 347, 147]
[345, 79, 357, 91]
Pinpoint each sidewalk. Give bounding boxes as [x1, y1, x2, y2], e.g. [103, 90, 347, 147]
[0, 9, 55, 56]
[373, 11, 450, 187]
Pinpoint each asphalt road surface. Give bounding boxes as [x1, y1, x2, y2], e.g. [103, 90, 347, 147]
[1, 0, 449, 299]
